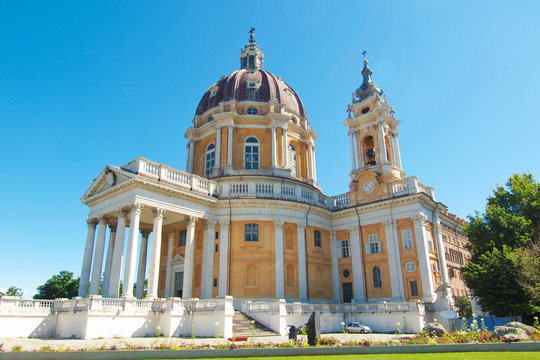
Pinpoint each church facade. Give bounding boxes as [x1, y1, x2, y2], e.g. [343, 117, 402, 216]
[78, 33, 470, 310]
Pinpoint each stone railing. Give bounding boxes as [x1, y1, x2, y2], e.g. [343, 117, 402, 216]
[121, 157, 217, 197]
[0, 297, 55, 311]
[120, 157, 434, 210]
[284, 300, 424, 314]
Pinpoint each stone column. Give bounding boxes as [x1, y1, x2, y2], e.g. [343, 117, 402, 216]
[215, 126, 222, 169]
[136, 229, 151, 299]
[378, 119, 388, 163]
[348, 130, 357, 172]
[218, 221, 230, 297]
[108, 209, 128, 298]
[349, 226, 365, 302]
[147, 208, 165, 299]
[101, 223, 117, 298]
[182, 217, 197, 298]
[330, 231, 340, 302]
[297, 223, 307, 301]
[433, 215, 449, 285]
[307, 142, 313, 179]
[201, 220, 216, 299]
[89, 217, 108, 295]
[356, 131, 365, 169]
[122, 203, 143, 298]
[393, 130, 402, 169]
[383, 220, 405, 300]
[79, 219, 98, 297]
[188, 140, 195, 173]
[282, 127, 289, 169]
[311, 145, 317, 182]
[274, 221, 285, 299]
[413, 214, 436, 302]
[164, 232, 174, 298]
[226, 125, 234, 167]
[271, 125, 277, 168]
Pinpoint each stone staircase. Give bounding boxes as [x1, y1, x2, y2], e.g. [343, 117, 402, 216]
[232, 311, 278, 337]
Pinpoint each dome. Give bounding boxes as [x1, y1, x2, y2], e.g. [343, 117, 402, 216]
[195, 69, 307, 118]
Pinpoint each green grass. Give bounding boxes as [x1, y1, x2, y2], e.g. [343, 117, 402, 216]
[146, 352, 540, 360]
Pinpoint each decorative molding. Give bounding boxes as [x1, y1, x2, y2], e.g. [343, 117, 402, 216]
[219, 220, 230, 231]
[412, 213, 428, 225]
[204, 219, 217, 229]
[186, 216, 197, 228]
[86, 218, 98, 228]
[274, 220, 284, 231]
[383, 219, 396, 229]
[130, 203, 144, 215]
[297, 223, 306, 232]
[116, 208, 130, 219]
[348, 226, 360, 236]
[140, 229, 152, 238]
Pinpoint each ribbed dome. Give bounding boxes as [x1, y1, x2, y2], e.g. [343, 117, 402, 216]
[195, 69, 307, 118]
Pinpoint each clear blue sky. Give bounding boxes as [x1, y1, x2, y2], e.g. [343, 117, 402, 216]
[1, 1, 538, 298]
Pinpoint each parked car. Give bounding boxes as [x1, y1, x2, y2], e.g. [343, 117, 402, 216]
[345, 322, 371, 333]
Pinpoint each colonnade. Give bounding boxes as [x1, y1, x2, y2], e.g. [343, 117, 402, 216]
[186, 123, 317, 182]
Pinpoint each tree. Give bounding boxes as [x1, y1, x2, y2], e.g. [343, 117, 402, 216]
[454, 296, 473, 318]
[463, 173, 540, 317]
[0, 286, 23, 297]
[33, 271, 80, 300]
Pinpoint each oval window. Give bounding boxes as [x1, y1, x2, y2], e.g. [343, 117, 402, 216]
[247, 107, 258, 115]
[361, 107, 370, 114]
[343, 269, 350, 278]
[406, 262, 416, 273]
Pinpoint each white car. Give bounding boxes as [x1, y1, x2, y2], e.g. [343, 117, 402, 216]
[345, 322, 371, 333]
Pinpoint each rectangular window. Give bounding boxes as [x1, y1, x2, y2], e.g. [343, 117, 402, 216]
[410, 281, 419, 296]
[179, 229, 187, 247]
[427, 231, 434, 251]
[402, 229, 413, 250]
[213, 278, 217, 287]
[341, 240, 350, 258]
[215, 244, 219, 253]
[215, 231, 219, 239]
[314, 230, 322, 247]
[244, 223, 259, 242]
[366, 234, 381, 254]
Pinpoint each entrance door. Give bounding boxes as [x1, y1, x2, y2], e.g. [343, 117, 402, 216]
[174, 271, 184, 298]
[342, 282, 353, 303]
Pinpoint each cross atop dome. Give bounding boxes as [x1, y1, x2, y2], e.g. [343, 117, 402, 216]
[240, 27, 264, 70]
[354, 52, 383, 102]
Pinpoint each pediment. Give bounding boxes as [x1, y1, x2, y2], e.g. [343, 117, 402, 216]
[171, 254, 185, 264]
[81, 166, 133, 201]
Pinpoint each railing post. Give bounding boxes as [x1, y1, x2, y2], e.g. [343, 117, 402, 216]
[159, 165, 168, 181]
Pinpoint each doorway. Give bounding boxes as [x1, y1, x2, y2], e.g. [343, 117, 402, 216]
[342, 282, 353, 303]
[174, 271, 184, 298]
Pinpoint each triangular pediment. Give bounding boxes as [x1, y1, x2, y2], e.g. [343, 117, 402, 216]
[171, 254, 185, 264]
[81, 165, 133, 201]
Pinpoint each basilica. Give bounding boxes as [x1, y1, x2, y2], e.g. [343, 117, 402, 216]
[0, 33, 472, 339]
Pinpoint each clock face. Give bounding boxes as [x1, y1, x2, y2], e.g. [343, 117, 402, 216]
[362, 181, 375, 195]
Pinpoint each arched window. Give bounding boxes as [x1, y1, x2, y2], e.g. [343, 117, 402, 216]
[372, 266, 382, 288]
[205, 143, 215, 178]
[363, 136, 376, 166]
[244, 137, 259, 170]
[288, 143, 297, 177]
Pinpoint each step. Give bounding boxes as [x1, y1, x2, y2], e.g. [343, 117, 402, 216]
[232, 311, 278, 337]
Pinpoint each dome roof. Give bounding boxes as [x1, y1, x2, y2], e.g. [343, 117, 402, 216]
[195, 69, 307, 118]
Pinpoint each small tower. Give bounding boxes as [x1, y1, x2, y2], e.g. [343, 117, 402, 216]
[239, 27, 264, 71]
[344, 55, 405, 201]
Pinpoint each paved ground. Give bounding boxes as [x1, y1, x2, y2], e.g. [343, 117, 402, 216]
[0, 333, 410, 352]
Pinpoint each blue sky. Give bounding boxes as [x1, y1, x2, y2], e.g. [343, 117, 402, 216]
[1, 1, 538, 298]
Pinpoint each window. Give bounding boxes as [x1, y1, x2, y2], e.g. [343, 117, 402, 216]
[314, 230, 322, 247]
[405, 261, 416, 273]
[246, 107, 258, 115]
[372, 266, 382, 288]
[244, 137, 259, 169]
[402, 229, 413, 250]
[209, 87, 218, 97]
[205, 143, 215, 177]
[247, 80, 259, 89]
[410, 281, 419, 296]
[426, 231, 434, 251]
[341, 240, 350, 258]
[343, 269, 350, 278]
[213, 278, 217, 287]
[244, 223, 259, 242]
[215, 231, 219, 239]
[207, 115, 214, 123]
[179, 229, 187, 247]
[215, 244, 219, 252]
[249, 55, 255, 69]
[288, 143, 297, 177]
[366, 234, 381, 254]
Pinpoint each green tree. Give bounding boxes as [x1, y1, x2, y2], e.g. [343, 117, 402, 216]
[0, 286, 23, 297]
[454, 296, 473, 318]
[33, 271, 80, 300]
[463, 173, 539, 317]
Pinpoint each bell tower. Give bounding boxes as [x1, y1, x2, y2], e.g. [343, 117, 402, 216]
[344, 55, 405, 201]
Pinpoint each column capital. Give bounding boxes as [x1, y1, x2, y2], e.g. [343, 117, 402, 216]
[433, 220, 442, 231]
[412, 213, 428, 225]
[152, 208, 166, 219]
[297, 223, 306, 232]
[186, 216, 197, 228]
[107, 223, 118, 232]
[274, 220, 284, 231]
[281, 125, 288, 132]
[204, 219, 217, 229]
[383, 219, 396, 229]
[330, 230, 337, 241]
[98, 216, 108, 224]
[348, 225, 360, 236]
[86, 218, 98, 228]
[219, 220, 230, 231]
[140, 229, 152, 238]
[130, 203, 144, 215]
[392, 129, 399, 136]
[116, 208, 130, 219]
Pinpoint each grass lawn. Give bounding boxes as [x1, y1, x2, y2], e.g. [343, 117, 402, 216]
[147, 352, 540, 360]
